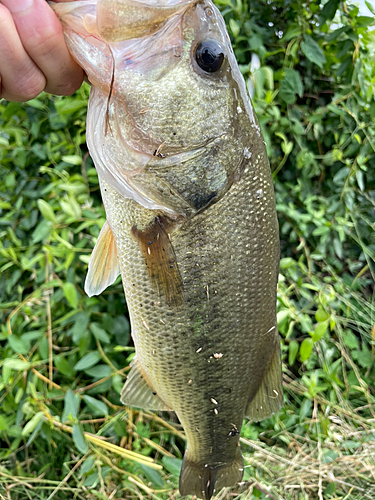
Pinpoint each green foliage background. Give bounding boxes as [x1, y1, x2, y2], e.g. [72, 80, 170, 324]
[1, 0, 375, 499]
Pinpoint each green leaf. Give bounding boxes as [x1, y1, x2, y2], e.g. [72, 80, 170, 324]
[299, 399, 312, 421]
[55, 99, 87, 116]
[319, 0, 340, 24]
[281, 24, 302, 42]
[229, 18, 240, 38]
[55, 356, 76, 377]
[62, 155, 82, 166]
[0, 415, 8, 432]
[342, 330, 359, 350]
[37, 199, 56, 222]
[365, 0, 375, 14]
[315, 307, 330, 322]
[112, 374, 123, 395]
[83, 471, 99, 487]
[300, 338, 314, 362]
[82, 395, 108, 416]
[3, 359, 31, 371]
[39, 336, 49, 360]
[324, 483, 336, 497]
[279, 69, 304, 104]
[323, 449, 339, 464]
[80, 457, 95, 476]
[70, 312, 90, 343]
[32, 220, 52, 244]
[73, 424, 89, 454]
[139, 464, 164, 487]
[7, 335, 29, 355]
[288, 340, 299, 366]
[162, 456, 183, 477]
[113, 316, 130, 346]
[301, 36, 326, 69]
[312, 322, 328, 342]
[312, 225, 330, 236]
[22, 412, 44, 436]
[74, 351, 101, 371]
[63, 282, 79, 309]
[355, 16, 375, 28]
[62, 390, 80, 422]
[85, 364, 112, 379]
[352, 347, 372, 368]
[90, 323, 110, 344]
[26, 99, 46, 110]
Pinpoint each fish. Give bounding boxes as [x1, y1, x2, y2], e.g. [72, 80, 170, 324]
[49, 0, 283, 498]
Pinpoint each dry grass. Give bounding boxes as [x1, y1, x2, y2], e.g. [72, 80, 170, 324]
[1, 369, 374, 500]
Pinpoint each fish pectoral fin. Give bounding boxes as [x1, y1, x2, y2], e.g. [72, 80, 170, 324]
[121, 358, 170, 411]
[84, 221, 121, 297]
[132, 215, 184, 307]
[179, 448, 243, 500]
[245, 336, 283, 421]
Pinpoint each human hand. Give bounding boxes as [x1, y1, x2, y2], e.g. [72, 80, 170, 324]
[0, 0, 84, 101]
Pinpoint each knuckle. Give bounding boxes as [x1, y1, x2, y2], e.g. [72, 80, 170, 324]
[45, 68, 84, 96]
[55, 77, 83, 96]
[27, 21, 63, 58]
[0, 5, 12, 27]
[14, 70, 46, 101]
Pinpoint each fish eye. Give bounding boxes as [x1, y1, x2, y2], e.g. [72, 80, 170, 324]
[194, 40, 225, 73]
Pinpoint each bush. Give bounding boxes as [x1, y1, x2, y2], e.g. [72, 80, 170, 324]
[0, 1, 374, 499]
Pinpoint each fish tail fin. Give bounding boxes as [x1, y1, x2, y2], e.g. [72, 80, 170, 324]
[179, 447, 243, 500]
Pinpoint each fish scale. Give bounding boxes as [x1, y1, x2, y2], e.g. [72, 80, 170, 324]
[100, 136, 279, 469]
[50, 0, 283, 497]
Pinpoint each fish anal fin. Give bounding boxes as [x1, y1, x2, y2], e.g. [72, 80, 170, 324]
[179, 447, 243, 500]
[121, 358, 170, 411]
[132, 216, 184, 307]
[245, 336, 283, 421]
[84, 221, 121, 297]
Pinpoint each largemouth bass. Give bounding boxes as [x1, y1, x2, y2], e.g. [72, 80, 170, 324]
[50, 0, 283, 498]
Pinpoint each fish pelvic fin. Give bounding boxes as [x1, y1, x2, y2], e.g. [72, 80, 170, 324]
[121, 358, 170, 411]
[84, 221, 121, 297]
[179, 447, 243, 500]
[245, 334, 283, 421]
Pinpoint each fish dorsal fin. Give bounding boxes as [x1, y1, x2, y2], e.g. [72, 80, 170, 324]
[245, 335, 283, 421]
[121, 358, 170, 410]
[84, 221, 121, 297]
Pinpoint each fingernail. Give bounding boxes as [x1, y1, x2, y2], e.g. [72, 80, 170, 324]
[5, 0, 34, 13]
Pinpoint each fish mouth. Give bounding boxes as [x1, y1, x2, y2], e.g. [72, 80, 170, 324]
[96, 0, 195, 43]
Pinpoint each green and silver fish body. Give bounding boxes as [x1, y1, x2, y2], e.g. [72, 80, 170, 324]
[50, 1, 283, 498]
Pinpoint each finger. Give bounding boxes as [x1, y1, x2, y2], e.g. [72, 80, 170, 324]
[1, 0, 84, 96]
[0, 3, 46, 101]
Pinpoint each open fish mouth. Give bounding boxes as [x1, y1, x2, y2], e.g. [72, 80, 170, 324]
[96, 0, 195, 43]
